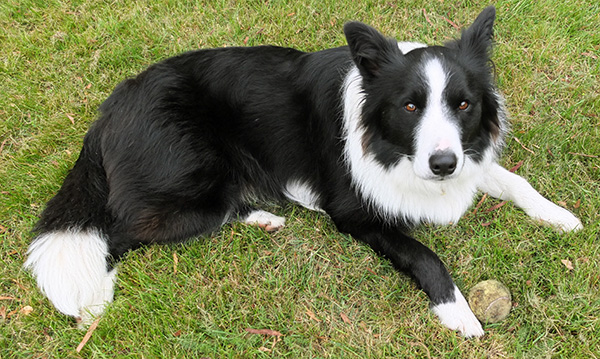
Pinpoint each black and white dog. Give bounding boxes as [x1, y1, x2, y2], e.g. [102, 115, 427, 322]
[25, 7, 581, 337]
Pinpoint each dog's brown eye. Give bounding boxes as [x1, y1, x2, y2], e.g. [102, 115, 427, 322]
[405, 103, 417, 112]
[458, 101, 469, 110]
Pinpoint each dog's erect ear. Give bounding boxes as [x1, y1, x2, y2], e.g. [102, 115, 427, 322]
[456, 6, 496, 59]
[344, 22, 401, 79]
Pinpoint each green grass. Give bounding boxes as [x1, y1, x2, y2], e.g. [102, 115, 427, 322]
[1, 0, 599, 357]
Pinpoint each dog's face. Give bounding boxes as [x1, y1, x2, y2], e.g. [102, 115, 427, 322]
[344, 7, 503, 182]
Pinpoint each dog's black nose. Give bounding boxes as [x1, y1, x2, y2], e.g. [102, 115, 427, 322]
[429, 151, 457, 177]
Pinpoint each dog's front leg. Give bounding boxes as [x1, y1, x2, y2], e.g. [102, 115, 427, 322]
[335, 222, 484, 337]
[479, 163, 582, 232]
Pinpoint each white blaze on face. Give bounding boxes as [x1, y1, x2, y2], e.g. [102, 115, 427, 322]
[412, 58, 464, 180]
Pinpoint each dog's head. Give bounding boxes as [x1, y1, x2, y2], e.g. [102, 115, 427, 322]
[344, 6, 505, 181]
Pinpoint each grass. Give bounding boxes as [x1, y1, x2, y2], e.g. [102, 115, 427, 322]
[1, 0, 599, 357]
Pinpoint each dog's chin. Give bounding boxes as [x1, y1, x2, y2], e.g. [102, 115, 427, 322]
[414, 170, 462, 182]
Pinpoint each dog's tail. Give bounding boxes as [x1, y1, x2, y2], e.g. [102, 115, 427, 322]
[24, 127, 117, 325]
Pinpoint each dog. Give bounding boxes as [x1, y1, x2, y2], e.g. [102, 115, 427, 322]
[25, 6, 582, 337]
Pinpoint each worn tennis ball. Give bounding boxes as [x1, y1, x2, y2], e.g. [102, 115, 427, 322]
[467, 280, 512, 323]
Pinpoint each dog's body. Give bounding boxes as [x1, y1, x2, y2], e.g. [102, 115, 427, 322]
[25, 7, 581, 337]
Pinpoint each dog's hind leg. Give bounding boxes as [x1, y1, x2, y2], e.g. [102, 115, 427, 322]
[479, 163, 582, 232]
[110, 204, 232, 254]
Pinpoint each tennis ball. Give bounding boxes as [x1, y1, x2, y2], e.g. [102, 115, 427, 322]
[467, 280, 511, 323]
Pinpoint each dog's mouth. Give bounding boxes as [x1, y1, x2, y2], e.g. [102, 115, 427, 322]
[422, 173, 459, 182]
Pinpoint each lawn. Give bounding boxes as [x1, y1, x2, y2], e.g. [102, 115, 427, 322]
[1, 0, 599, 357]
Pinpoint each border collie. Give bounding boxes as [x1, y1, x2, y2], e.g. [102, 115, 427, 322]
[25, 6, 581, 337]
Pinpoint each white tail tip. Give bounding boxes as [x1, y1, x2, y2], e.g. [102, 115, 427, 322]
[24, 229, 116, 323]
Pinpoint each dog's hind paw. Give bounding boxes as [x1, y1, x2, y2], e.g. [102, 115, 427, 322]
[431, 285, 485, 338]
[243, 210, 286, 232]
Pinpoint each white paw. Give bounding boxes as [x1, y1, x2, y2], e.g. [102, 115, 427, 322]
[431, 286, 484, 338]
[527, 203, 583, 233]
[243, 210, 286, 232]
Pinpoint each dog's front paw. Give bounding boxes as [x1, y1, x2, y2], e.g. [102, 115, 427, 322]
[550, 211, 583, 233]
[431, 286, 484, 338]
[527, 203, 583, 233]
